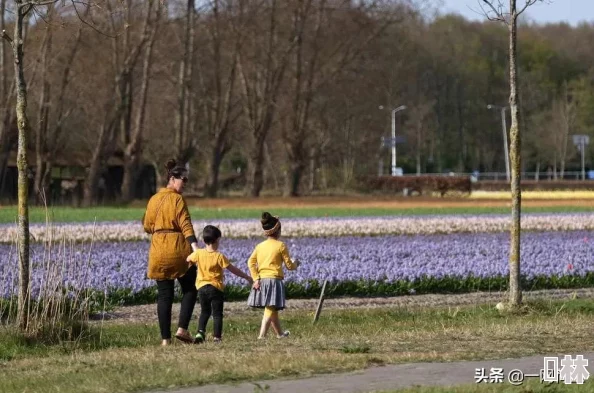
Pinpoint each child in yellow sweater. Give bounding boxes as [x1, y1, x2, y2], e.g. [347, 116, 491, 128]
[247, 212, 300, 339]
[187, 225, 252, 343]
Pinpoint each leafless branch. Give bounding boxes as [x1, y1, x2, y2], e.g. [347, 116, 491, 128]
[480, 0, 506, 22]
[70, 0, 115, 38]
[517, 0, 541, 17]
[23, 0, 59, 7]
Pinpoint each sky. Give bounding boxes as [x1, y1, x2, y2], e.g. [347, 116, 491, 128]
[438, 0, 594, 26]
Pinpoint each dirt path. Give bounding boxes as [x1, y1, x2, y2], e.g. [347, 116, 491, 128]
[94, 287, 594, 324]
[150, 352, 594, 393]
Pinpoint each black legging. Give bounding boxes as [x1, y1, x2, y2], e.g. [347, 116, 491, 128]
[156, 265, 197, 340]
[197, 284, 224, 339]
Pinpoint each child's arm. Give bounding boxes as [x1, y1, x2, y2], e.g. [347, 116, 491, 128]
[247, 248, 259, 280]
[280, 243, 299, 270]
[226, 264, 253, 284]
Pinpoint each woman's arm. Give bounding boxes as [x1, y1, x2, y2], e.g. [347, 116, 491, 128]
[176, 196, 199, 251]
[142, 208, 153, 234]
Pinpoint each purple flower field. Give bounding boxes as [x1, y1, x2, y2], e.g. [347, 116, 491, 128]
[1, 231, 593, 302]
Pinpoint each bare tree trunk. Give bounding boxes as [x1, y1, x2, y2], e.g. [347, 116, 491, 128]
[416, 121, 422, 176]
[202, 0, 239, 197]
[0, 0, 10, 197]
[4, 1, 32, 331]
[122, 1, 160, 203]
[245, 135, 267, 197]
[42, 17, 84, 198]
[237, 0, 293, 197]
[83, 122, 115, 207]
[174, 0, 195, 163]
[83, 2, 152, 206]
[34, 6, 53, 202]
[508, 5, 522, 308]
[308, 146, 316, 192]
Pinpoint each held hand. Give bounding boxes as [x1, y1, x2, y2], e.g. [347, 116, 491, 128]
[247, 277, 254, 285]
[252, 280, 261, 291]
[294, 259, 301, 268]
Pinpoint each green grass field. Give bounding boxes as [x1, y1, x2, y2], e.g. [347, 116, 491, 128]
[2, 299, 594, 393]
[1, 205, 593, 223]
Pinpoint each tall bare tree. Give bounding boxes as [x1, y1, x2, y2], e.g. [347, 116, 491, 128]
[236, 0, 298, 197]
[33, 6, 85, 202]
[200, 0, 241, 197]
[83, 0, 154, 206]
[282, 0, 401, 196]
[551, 82, 576, 179]
[481, 0, 546, 308]
[1, 0, 63, 330]
[174, 0, 196, 164]
[121, 1, 162, 203]
[0, 0, 16, 198]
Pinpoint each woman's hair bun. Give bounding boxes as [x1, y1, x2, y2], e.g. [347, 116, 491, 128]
[165, 159, 177, 172]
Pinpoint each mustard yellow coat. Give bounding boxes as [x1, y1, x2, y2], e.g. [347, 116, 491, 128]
[143, 188, 195, 280]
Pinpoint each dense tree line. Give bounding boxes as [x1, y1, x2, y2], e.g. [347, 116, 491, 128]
[0, 0, 592, 203]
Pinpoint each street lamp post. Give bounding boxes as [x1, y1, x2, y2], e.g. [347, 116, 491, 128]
[572, 135, 590, 180]
[380, 105, 407, 176]
[487, 104, 510, 182]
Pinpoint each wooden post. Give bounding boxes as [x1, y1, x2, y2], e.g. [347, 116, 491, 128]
[313, 279, 328, 325]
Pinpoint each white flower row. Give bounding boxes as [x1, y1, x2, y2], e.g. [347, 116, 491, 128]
[0, 213, 593, 243]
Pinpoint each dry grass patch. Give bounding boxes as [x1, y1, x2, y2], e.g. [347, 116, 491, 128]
[2, 299, 594, 393]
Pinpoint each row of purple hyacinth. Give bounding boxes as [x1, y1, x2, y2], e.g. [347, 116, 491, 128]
[1, 231, 591, 300]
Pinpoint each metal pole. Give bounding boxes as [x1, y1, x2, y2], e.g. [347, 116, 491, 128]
[501, 107, 510, 182]
[387, 105, 406, 176]
[582, 139, 586, 180]
[391, 109, 396, 176]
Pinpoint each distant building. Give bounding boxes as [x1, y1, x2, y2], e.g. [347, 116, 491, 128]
[0, 150, 156, 205]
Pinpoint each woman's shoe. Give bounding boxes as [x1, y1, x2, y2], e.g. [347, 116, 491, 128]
[175, 330, 194, 344]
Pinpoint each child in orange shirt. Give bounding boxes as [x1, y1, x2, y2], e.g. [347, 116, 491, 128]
[187, 225, 252, 343]
[247, 212, 300, 339]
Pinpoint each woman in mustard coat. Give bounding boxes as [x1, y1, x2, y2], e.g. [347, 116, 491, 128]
[143, 159, 199, 345]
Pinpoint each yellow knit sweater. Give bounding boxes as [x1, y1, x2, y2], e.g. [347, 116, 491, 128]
[247, 238, 298, 280]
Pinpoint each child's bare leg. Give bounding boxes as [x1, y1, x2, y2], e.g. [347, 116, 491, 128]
[269, 310, 282, 336]
[258, 307, 274, 338]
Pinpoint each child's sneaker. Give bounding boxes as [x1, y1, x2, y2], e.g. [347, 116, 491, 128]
[194, 331, 205, 344]
[277, 331, 290, 339]
[213, 337, 222, 344]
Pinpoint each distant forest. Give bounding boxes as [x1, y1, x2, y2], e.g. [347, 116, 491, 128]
[1, 0, 593, 202]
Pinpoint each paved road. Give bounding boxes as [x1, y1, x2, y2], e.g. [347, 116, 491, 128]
[149, 352, 594, 393]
